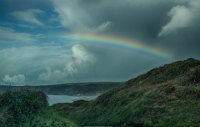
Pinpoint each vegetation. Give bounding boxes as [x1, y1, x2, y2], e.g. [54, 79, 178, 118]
[1, 58, 200, 127]
[54, 58, 200, 127]
[0, 89, 78, 127]
[22, 108, 78, 127]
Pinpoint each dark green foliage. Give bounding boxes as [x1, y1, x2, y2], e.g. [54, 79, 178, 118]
[0, 89, 78, 127]
[0, 89, 47, 126]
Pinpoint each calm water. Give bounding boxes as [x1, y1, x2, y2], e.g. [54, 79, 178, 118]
[47, 95, 98, 105]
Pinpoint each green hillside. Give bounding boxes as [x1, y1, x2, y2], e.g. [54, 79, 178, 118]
[54, 58, 200, 127]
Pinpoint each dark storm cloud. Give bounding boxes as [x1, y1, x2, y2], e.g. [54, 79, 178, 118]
[49, 0, 200, 82]
[0, 0, 200, 85]
[0, 0, 50, 10]
[62, 0, 200, 58]
[81, 0, 174, 38]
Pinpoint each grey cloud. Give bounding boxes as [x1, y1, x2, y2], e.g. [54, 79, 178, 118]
[92, 21, 112, 33]
[49, 0, 200, 81]
[74, 43, 171, 82]
[50, 0, 111, 32]
[11, 9, 44, 26]
[51, 0, 91, 31]
[1, 0, 200, 85]
[2, 74, 26, 86]
[0, 26, 35, 42]
[75, 0, 200, 58]
[38, 44, 96, 83]
[0, 44, 96, 85]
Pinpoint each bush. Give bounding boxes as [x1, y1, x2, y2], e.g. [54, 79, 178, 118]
[0, 89, 48, 126]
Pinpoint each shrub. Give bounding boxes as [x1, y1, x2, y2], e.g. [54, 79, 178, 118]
[0, 89, 48, 126]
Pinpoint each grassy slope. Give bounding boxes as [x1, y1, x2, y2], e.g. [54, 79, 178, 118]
[22, 108, 78, 127]
[54, 58, 200, 127]
[0, 90, 78, 127]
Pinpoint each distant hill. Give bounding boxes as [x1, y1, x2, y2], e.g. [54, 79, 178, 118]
[54, 58, 200, 127]
[0, 82, 121, 96]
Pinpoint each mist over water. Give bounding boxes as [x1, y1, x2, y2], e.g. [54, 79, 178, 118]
[47, 95, 98, 105]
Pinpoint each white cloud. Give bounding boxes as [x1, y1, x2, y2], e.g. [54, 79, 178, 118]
[72, 44, 95, 64]
[51, 0, 111, 32]
[11, 9, 44, 26]
[159, 0, 200, 36]
[0, 26, 35, 42]
[38, 44, 96, 82]
[0, 45, 71, 74]
[0, 44, 96, 85]
[2, 74, 25, 86]
[64, 44, 96, 73]
[91, 21, 112, 33]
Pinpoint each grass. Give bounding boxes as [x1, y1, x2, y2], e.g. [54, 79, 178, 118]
[22, 108, 78, 127]
[60, 81, 200, 126]
[54, 58, 200, 127]
[155, 100, 200, 127]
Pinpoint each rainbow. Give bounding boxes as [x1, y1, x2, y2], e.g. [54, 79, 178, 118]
[64, 33, 173, 59]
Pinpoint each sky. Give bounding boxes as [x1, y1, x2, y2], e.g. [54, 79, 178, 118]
[0, 0, 200, 86]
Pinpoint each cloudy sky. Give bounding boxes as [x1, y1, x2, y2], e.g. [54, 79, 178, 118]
[0, 0, 200, 85]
